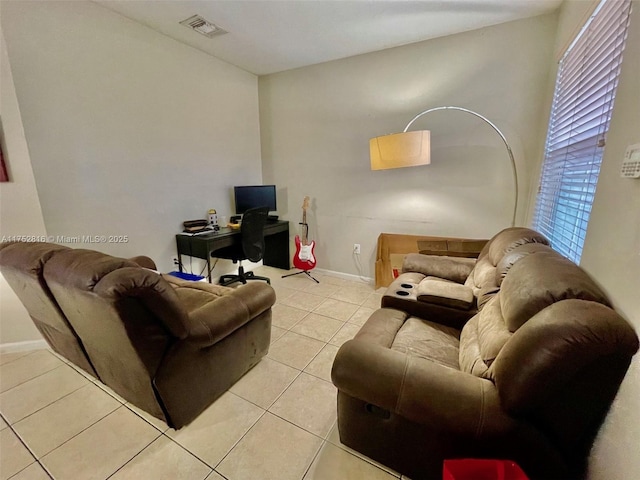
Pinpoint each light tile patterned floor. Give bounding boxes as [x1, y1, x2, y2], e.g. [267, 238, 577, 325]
[0, 267, 408, 480]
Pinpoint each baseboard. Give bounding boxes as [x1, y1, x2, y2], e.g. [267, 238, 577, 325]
[314, 268, 373, 285]
[0, 339, 48, 354]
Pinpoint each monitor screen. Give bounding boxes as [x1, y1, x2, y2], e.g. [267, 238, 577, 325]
[234, 185, 277, 214]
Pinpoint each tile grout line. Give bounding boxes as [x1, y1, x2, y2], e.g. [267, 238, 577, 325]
[0, 349, 39, 368]
[27, 404, 133, 475]
[2, 365, 90, 426]
[104, 434, 211, 480]
[272, 302, 359, 340]
[207, 408, 270, 472]
[212, 408, 327, 480]
[3, 412, 53, 480]
[0, 355, 66, 395]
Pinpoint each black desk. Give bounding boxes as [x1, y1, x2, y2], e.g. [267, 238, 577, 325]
[176, 221, 290, 282]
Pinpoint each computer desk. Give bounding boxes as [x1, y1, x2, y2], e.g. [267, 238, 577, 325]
[175, 220, 290, 283]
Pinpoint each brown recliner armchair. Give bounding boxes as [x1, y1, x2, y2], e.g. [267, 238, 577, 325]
[332, 244, 639, 480]
[383, 227, 550, 328]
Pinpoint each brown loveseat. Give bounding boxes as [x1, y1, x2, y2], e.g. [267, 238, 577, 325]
[0, 242, 275, 429]
[383, 227, 550, 329]
[332, 241, 638, 480]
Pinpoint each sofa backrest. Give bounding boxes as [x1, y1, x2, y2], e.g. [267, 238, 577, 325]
[0, 242, 98, 377]
[465, 227, 549, 308]
[460, 246, 638, 467]
[460, 247, 618, 377]
[499, 250, 611, 330]
[43, 248, 189, 421]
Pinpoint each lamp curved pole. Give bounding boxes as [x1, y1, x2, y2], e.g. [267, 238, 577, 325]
[404, 106, 518, 228]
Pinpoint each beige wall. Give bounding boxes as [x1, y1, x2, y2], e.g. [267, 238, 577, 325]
[1, 0, 262, 278]
[577, 2, 639, 479]
[259, 13, 557, 278]
[0, 29, 47, 345]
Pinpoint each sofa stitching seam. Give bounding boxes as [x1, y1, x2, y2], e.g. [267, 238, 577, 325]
[476, 382, 486, 438]
[395, 355, 410, 414]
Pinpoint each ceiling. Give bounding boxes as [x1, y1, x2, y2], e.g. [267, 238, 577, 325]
[95, 0, 562, 75]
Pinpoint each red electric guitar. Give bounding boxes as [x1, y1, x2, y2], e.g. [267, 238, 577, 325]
[293, 196, 317, 271]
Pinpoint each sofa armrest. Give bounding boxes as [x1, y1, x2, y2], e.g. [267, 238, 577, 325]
[185, 282, 276, 347]
[332, 339, 510, 436]
[402, 254, 476, 284]
[417, 279, 474, 310]
[127, 255, 157, 270]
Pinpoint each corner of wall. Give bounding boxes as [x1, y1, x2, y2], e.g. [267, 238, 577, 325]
[0, 29, 47, 345]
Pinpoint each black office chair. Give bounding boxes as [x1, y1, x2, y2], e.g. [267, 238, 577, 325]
[216, 206, 271, 286]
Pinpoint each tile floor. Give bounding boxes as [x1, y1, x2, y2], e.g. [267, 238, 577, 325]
[0, 267, 410, 480]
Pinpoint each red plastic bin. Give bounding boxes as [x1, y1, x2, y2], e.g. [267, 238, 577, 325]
[443, 459, 529, 480]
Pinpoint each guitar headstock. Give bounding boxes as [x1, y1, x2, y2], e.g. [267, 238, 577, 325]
[302, 196, 310, 212]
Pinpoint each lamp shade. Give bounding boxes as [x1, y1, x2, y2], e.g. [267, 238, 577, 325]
[369, 130, 431, 171]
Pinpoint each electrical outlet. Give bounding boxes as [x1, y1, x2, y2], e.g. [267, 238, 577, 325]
[353, 243, 361, 255]
[172, 257, 179, 266]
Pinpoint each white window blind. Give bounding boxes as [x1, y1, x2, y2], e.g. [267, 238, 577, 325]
[533, 0, 631, 263]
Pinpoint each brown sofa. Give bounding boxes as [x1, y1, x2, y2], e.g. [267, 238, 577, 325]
[382, 227, 550, 329]
[332, 242, 638, 480]
[0, 242, 275, 429]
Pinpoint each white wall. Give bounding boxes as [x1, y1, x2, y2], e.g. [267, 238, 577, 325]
[1, 1, 262, 277]
[0, 28, 47, 346]
[577, 2, 640, 479]
[259, 13, 557, 278]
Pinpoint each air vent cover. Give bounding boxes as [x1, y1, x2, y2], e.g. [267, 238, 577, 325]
[179, 15, 227, 38]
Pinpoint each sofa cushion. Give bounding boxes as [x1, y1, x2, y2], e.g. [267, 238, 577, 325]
[476, 285, 500, 311]
[458, 316, 488, 377]
[162, 274, 233, 311]
[402, 254, 475, 284]
[185, 282, 275, 347]
[50, 249, 139, 290]
[495, 243, 553, 287]
[500, 251, 611, 332]
[391, 317, 460, 370]
[417, 278, 474, 310]
[487, 227, 549, 265]
[464, 256, 495, 293]
[459, 296, 512, 379]
[466, 227, 550, 295]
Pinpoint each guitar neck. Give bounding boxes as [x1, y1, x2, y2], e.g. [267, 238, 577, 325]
[301, 211, 308, 243]
[300, 197, 310, 244]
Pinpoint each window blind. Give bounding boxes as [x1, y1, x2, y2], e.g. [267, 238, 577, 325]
[532, 0, 631, 263]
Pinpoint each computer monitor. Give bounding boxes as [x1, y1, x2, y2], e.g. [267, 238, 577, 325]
[233, 185, 277, 214]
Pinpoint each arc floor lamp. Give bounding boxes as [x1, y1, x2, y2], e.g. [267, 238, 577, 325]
[369, 106, 518, 227]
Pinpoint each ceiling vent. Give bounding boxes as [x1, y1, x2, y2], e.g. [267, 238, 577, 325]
[179, 15, 227, 38]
